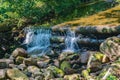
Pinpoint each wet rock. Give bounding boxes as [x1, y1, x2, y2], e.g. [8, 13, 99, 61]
[24, 58, 37, 66]
[50, 36, 65, 43]
[0, 59, 13, 69]
[0, 69, 6, 80]
[15, 56, 25, 64]
[7, 68, 29, 80]
[100, 37, 120, 61]
[12, 48, 27, 58]
[64, 74, 81, 80]
[51, 43, 65, 50]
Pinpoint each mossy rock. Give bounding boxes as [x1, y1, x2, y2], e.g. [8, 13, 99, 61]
[15, 56, 25, 64]
[47, 66, 65, 77]
[100, 37, 120, 61]
[60, 61, 76, 74]
[7, 68, 29, 80]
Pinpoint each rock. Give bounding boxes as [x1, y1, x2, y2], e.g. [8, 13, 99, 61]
[80, 51, 90, 63]
[100, 37, 120, 61]
[59, 52, 79, 61]
[50, 36, 65, 43]
[64, 74, 81, 80]
[97, 67, 117, 80]
[89, 61, 102, 72]
[12, 48, 27, 58]
[59, 52, 74, 61]
[75, 26, 119, 34]
[93, 51, 109, 63]
[17, 64, 26, 71]
[94, 52, 104, 62]
[53, 59, 60, 67]
[102, 55, 110, 63]
[0, 61, 8, 69]
[50, 78, 64, 80]
[35, 76, 44, 80]
[0, 59, 13, 69]
[41, 69, 55, 80]
[24, 58, 37, 66]
[37, 59, 50, 68]
[16, 56, 25, 64]
[111, 61, 120, 76]
[87, 53, 102, 72]
[81, 69, 94, 80]
[0, 69, 6, 80]
[7, 68, 29, 80]
[27, 66, 40, 74]
[60, 61, 76, 74]
[8, 64, 17, 68]
[47, 66, 64, 77]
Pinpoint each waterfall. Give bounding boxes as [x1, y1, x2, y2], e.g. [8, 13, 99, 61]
[23, 27, 51, 56]
[63, 29, 79, 52]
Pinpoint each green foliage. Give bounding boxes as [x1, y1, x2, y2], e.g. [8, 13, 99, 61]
[0, 0, 117, 27]
[107, 74, 118, 80]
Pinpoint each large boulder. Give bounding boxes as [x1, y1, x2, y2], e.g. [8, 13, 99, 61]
[12, 48, 28, 58]
[100, 37, 120, 61]
[7, 68, 29, 80]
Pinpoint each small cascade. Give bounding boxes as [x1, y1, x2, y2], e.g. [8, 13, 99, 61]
[63, 29, 79, 52]
[24, 28, 51, 56]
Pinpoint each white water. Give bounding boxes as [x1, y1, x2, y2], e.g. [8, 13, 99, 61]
[63, 30, 79, 52]
[24, 28, 51, 56]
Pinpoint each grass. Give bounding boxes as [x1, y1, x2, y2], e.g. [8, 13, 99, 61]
[55, 5, 120, 28]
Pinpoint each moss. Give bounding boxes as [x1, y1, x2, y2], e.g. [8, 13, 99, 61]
[47, 66, 64, 77]
[94, 52, 104, 61]
[60, 61, 71, 72]
[15, 56, 24, 64]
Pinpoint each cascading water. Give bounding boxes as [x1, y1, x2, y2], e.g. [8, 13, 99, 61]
[63, 29, 79, 52]
[24, 27, 51, 56]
